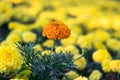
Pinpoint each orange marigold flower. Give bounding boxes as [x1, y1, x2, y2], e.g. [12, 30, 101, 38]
[42, 22, 71, 40]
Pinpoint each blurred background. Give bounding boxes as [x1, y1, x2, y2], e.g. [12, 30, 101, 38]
[0, 0, 120, 49]
[0, 0, 120, 79]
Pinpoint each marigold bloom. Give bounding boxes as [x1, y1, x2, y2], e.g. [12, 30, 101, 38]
[101, 59, 111, 73]
[89, 70, 102, 80]
[110, 60, 120, 73]
[0, 46, 23, 73]
[74, 76, 88, 80]
[62, 71, 79, 80]
[42, 22, 71, 40]
[73, 54, 87, 70]
[21, 31, 37, 43]
[92, 49, 112, 63]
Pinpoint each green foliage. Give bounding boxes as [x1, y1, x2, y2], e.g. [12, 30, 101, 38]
[17, 42, 75, 80]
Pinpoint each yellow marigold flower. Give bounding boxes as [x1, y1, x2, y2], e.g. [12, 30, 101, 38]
[110, 60, 120, 73]
[42, 40, 54, 48]
[92, 49, 112, 63]
[74, 76, 88, 80]
[10, 0, 24, 4]
[89, 70, 102, 80]
[101, 59, 111, 73]
[55, 46, 66, 53]
[42, 22, 71, 40]
[70, 25, 82, 35]
[62, 71, 79, 80]
[21, 31, 37, 43]
[33, 44, 43, 51]
[1, 40, 17, 47]
[98, 16, 111, 30]
[41, 50, 54, 55]
[0, 1, 13, 25]
[6, 33, 21, 42]
[73, 54, 87, 70]
[93, 29, 110, 42]
[65, 45, 80, 56]
[61, 34, 78, 46]
[0, 46, 23, 73]
[112, 15, 120, 31]
[77, 35, 92, 50]
[9, 0, 23, 4]
[93, 41, 106, 50]
[106, 38, 120, 51]
[8, 22, 28, 31]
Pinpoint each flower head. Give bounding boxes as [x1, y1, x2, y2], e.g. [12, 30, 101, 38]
[21, 31, 37, 43]
[42, 22, 71, 40]
[110, 60, 120, 73]
[73, 54, 87, 70]
[89, 70, 102, 80]
[62, 71, 79, 80]
[92, 49, 112, 63]
[74, 76, 88, 80]
[0, 46, 23, 73]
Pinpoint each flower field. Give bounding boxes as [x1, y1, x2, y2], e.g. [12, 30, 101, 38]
[0, 0, 120, 80]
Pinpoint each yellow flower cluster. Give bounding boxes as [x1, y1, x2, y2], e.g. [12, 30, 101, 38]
[101, 59, 111, 73]
[21, 31, 37, 43]
[74, 76, 88, 80]
[101, 59, 120, 73]
[62, 71, 79, 80]
[73, 54, 87, 70]
[0, 46, 23, 73]
[110, 60, 120, 73]
[89, 70, 102, 80]
[92, 49, 112, 63]
[0, 0, 120, 79]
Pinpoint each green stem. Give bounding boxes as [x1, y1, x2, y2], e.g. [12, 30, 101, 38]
[73, 48, 87, 62]
[50, 40, 57, 55]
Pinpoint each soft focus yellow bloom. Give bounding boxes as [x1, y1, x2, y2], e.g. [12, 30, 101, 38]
[98, 16, 111, 30]
[0, 46, 23, 73]
[86, 18, 99, 31]
[62, 71, 79, 80]
[101, 59, 111, 73]
[106, 38, 120, 51]
[0, 1, 13, 25]
[8, 22, 29, 31]
[74, 76, 88, 80]
[70, 25, 82, 35]
[93, 41, 106, 50]
[77, 35, 92, 50]
[89, 70, 102, 80]
[65, 45, 80, 56]
[92, 49, 112, 63]
[42, 40, 54, 48]
[6, 33, 21, 42]
[112, 15, 120, 31]
[21, 31, 37, 43]
[33, 44, 43, 51]
[9, 0, 23, 4]
[73, 55, 86, 70]
[93, 29, 111, 42]
[0, 40, 17, 47]
[41, 50, 54, 55]
[55, 46, 66, 53]
[110, 60, 120, 73]
[61, 34, 78, 46]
